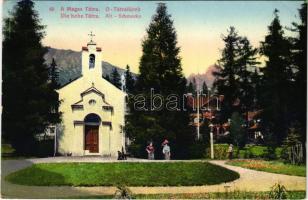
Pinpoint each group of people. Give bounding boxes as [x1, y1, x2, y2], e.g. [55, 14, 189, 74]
[146, 141, 233, 160]
[146, 139, 171, 160]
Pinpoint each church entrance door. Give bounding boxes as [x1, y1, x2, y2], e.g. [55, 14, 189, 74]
[85, 125, 99, 153]
[84, 113, 101, 153]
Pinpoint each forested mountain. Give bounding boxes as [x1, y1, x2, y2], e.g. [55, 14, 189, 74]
[44, 47, 136, 86]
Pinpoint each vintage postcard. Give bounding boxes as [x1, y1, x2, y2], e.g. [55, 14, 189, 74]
[1, 0, 306, 199]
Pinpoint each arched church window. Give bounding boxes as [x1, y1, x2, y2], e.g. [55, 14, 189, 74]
[89, 99, 96, 106]
[89, 54, 95, 69]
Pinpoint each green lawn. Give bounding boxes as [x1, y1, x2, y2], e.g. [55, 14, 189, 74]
[6, 162, 239, 186]
[69, 191, 306, 199]
[227, 159, 306, 177]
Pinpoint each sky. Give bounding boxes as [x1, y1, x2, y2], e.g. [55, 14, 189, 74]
[3, 1, 303, 76]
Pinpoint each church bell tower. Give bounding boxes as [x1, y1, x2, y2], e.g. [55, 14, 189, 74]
[81, 32, 102, 78]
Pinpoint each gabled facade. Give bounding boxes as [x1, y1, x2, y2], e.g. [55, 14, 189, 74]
[56, 39, 126, 156]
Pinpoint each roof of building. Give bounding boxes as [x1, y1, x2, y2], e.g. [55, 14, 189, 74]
[58, 75, 82, 89]
[186, 95, 223, 108]
[82, 46, 102, 52]
[247, 110, 263, 121]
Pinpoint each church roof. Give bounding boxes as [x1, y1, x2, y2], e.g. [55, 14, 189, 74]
[82, 46, 102, 52]
[59, 75, 82, 89]
[58, 75, 126, 96]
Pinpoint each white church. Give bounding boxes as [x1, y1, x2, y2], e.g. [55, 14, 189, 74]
[56, 35, 126, 157]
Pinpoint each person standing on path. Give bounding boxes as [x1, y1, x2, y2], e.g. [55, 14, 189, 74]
[146, 142, 155, 160]
[227, 144, 233, 159]
[162, 139, 171, 160]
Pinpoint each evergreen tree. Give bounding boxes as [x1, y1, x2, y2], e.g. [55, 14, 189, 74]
[213, 27, 241, 121]
[187, 81, 194, 93]
[230, 112, 246, 148]
[126, 3, 193, 159]
[259, 9, 292, 144]
[214, 27, 261, 125]
[110, 68, 121, 89]
[49, 58, 60, 89]
[237, 37, 259, 113]
[124, 65, 135, 94]
[192, 77, 197, 93]
[104, 74, 110, 82]
[250, 68, 262, 110]
[202, 81, 208, 94]
[289, 3, 307, 142]
[2, 0, 61, 155]
[137, 3, 185, 93]
[48, 58, 61, 127]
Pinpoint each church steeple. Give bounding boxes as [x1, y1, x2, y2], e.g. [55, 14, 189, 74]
[81, 31, 102, 78]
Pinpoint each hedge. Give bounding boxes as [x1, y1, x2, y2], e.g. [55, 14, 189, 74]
[205, 144, 282, 160]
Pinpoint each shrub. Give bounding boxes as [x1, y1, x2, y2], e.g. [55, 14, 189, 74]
[242, 145, 282, 159]
[188, 141, 207, 159]
[205, 144, 239, 159]
[275, 147, 283, 159]
[269, 183, 287, 199]
[248, 145, 266, 158]
[264, 146, 277, 160]
[238, 148, 250, 159]
[281, 125, 304, 164]
[204, 144, 282, 160]
[114, 185, 134, 199]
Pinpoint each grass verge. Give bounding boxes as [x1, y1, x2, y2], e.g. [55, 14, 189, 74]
[68, 191, 306, 199]
[226, 159, 306, 177]
[6, 162, 239, 186]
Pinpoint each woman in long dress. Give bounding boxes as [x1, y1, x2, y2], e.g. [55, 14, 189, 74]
[146, 142, 155, 160]
[162, 139, 171, 160]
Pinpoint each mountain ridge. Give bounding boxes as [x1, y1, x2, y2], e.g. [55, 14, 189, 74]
[45, 48, 217, 88]
[44, 47, 136, 86]
[186, 64, 218, 88]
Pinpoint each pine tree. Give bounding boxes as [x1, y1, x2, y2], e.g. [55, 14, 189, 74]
[202, 81, 208, 94]
[2, 0, 61, 155]
[126, 3, 193, 159]
[49, 58, 60, 89]
[213, 27, 241, 121]
[289, 3, 307, 142]
[48, 58, 61, 127]
[110, 68, 121, 89]
[192, 77, 197, 93]
[250, 68, 262, 110]
[138, 3, 186, 94]
[187, 81, 194, 93]
[259, 9, 292, 144]
[237, 37, 259, 113]
[124, 65, 135, 94]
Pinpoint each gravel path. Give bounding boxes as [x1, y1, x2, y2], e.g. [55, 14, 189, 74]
[1, 157, 306, 198]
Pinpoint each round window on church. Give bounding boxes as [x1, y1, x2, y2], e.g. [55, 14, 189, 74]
[89, 99, 96, 106]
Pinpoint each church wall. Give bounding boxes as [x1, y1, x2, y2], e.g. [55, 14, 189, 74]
[57, 74, 125, 157]
[57, 41, 125, 157]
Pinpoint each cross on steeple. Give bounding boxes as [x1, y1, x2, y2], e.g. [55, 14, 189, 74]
[88, 31, 95, 42]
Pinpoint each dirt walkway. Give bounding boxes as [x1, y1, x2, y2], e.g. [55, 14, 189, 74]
[1, 158, 306, 198]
